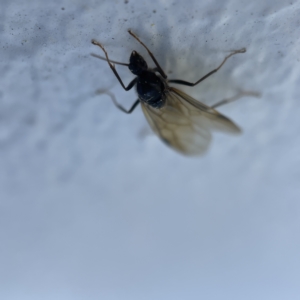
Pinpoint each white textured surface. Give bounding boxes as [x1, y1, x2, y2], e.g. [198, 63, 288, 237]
[1, 0, 300, 299]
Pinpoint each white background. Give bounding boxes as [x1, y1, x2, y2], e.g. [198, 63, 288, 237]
[1, 0, 300, 299]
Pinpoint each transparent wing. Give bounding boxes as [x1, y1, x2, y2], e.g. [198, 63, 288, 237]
[141, 87, 241, 156]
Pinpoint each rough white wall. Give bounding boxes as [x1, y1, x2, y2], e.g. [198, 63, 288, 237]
[1, 0, 300, 299]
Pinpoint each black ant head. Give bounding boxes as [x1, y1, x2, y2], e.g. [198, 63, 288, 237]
[129, 51, 148, 75]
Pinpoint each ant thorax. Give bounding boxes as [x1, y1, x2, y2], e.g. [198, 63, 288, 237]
[135, 70, 166, 109]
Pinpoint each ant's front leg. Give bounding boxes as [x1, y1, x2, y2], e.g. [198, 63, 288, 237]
[92, 39, 136, 91]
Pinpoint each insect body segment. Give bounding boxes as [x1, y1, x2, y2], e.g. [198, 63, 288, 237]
[91, 31, 246, 155]
[136, 71, 166, 108]
[129, 51, 148, 74]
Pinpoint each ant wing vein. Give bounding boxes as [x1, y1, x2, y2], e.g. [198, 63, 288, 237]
[141, 87, 241, 156]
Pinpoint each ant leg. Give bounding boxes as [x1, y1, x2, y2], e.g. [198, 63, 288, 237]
[92, 39, 136, 91]
[168, 48, 246, 87]
[128, 30, 167, 79]
[97, 90, 140, 114]
[211, 91, 260, 108]
[114, 99, 140, 114]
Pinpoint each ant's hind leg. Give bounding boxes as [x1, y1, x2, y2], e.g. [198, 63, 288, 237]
[211, 91, 260, 109]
